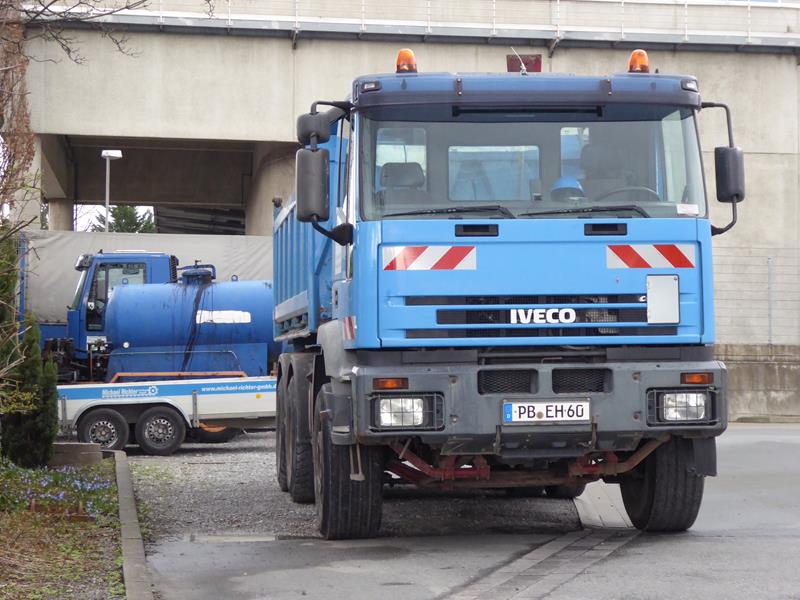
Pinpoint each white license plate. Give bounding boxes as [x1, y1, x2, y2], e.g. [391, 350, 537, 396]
[503, 400, 590, 423]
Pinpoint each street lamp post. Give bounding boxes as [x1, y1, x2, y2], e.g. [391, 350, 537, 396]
[100, 149, 123, 232]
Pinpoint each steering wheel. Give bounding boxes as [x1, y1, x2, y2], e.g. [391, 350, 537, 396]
[593, 186, 660, 202]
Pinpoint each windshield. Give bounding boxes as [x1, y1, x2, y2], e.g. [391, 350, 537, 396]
[69, 270, 87, 310]
[359, 104, 705, 220]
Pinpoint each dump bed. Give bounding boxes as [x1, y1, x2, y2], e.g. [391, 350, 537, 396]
[272, 136, 344, 341]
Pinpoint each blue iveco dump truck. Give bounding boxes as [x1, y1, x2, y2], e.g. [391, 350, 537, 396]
[273, 49, 745, 539]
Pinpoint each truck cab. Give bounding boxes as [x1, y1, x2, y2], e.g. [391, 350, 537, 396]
[274, 49, 745, 539]
[48, 251, 177, 380]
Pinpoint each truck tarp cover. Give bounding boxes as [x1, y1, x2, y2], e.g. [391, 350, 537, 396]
[21, 230, 273, 323]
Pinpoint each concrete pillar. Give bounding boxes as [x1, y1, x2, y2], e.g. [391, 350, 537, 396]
[246, 143, 298, 236]
[47, 198, 74, 230]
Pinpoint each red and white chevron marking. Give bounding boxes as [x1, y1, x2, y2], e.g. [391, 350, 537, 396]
[342, 316, 357, 341]
[607, 244, 695, 269]
[382, 246, 477, 271]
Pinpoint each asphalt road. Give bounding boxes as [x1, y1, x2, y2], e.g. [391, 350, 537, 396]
[140, 424, 800, 600]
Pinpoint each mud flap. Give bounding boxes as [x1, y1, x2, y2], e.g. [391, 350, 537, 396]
[690, 437, 717, 476]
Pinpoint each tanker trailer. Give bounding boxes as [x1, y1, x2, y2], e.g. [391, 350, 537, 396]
[58, 265, 279, 453]
[103, 265, 279, 381]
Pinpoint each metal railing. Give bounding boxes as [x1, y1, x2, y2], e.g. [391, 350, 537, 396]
[52, 0, 800, 48]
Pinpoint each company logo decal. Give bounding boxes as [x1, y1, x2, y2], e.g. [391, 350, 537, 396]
[382, 246, 476, 271]
[510, 308, 577, 325]
[607, 244, 695, 269]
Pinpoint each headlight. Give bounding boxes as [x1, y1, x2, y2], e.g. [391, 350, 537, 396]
[378, 397, 424, 427]
[660, 392, 707, 421]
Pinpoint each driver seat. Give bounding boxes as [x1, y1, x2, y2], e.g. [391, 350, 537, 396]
[580, 144, 628, 200]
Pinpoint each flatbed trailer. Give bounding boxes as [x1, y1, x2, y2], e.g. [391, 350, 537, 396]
[58, 375, 276, 455]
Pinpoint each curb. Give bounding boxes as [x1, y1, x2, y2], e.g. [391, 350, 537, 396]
[106, 450, 154, 600]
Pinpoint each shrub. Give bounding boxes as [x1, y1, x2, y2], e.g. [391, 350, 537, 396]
[1, 314, 60, 468]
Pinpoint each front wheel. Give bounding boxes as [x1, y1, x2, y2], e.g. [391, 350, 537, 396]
[620, 438, 704, 532]
[135, 406, 186, 456]
[313, 387, 383, 540]
[78, 408, 129, 451]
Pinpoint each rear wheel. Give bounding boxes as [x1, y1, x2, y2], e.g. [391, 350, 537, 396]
[286, 354, 315, 504]
[620, 438, 704, 532]
[545, 483, 586, 499]
[78, 408, 129, 451]
[313, 386, 383, 540]
[275, 356, 290, 492]
[135, 406, 186, 456]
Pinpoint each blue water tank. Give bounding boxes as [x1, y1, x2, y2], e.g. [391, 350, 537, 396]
[104, 268, 278, 380]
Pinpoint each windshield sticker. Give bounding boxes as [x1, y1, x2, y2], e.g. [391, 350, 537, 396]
[676, 204, 700, 216]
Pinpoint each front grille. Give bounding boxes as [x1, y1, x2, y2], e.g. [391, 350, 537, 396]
[552, 368, 611, 393]
[437, 308, 645, 325]
[478, 370, 537, 394]
[406, 326, 677, 339]
[406, 294, 645, 306]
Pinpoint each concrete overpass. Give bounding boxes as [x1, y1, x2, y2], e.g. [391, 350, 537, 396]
[24, 0, 800, 416]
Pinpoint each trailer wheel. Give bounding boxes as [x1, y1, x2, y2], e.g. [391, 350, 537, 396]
[545, 484, 586, 499]
[286, 355, 315, 504]
[190, 426, 241, 444]
[78, 408, 129, 451]
[135, 406, 186, 456]
[620, 438, 704, 532]
[313, 386, 383, 540]
[275, 357, 290, 492]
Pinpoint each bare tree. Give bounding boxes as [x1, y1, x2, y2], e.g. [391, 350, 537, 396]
[0, 0, 153, 408]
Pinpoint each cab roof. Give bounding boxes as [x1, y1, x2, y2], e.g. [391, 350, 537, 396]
[351, 72, 700, 110]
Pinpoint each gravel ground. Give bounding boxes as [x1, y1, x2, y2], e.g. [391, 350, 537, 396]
[128, 431, 579, 544]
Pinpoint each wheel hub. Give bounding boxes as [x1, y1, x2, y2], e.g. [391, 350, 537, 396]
[145, 417, 175, 445]
[89, 420, 118, 446]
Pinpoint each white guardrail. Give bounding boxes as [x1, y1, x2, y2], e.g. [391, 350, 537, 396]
[53, 0, 800, 48]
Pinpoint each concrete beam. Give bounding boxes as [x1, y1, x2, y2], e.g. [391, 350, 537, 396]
[69, 137, 253, 207]
[47, 198, 74, 231]
[245, 142, 297, 235]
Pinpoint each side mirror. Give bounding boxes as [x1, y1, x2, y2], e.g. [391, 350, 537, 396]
[297, 106, 345, 146]
[295, 148, 329, 223]
[714, 146, 745, 203]
[297, 113, 332, 146]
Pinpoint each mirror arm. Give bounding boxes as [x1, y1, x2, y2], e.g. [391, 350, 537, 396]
[701, 101, 734, 146]
[711, 201, 737, 236]
[310, 216, 354, 246]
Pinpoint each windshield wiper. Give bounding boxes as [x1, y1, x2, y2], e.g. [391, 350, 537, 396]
[383, 205, 516, 219]
[519, 205, 651, 218]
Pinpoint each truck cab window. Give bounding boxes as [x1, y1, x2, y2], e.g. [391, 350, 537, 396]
[449, 145, 540, 202]
[86, 263, 146, 331]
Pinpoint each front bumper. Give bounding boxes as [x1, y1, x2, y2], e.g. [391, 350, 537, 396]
[329, 358, 727, 460]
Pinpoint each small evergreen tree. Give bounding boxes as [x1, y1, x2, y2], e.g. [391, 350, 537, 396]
[0, 314, 59, 467]
[92, 205, 156, 233]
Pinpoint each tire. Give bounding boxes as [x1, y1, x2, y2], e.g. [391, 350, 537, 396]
[275, 355, 290, 492]
[77, 408, 129, 451]
[506, 486, 545, 498]
[190, 427, 241, 444]
[545, 483, 587, 499]
[286, 354, 315, 504]
[620, 438, 704, 532]
[313, 386, 384, 540]
[135, 406, 186, 456]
